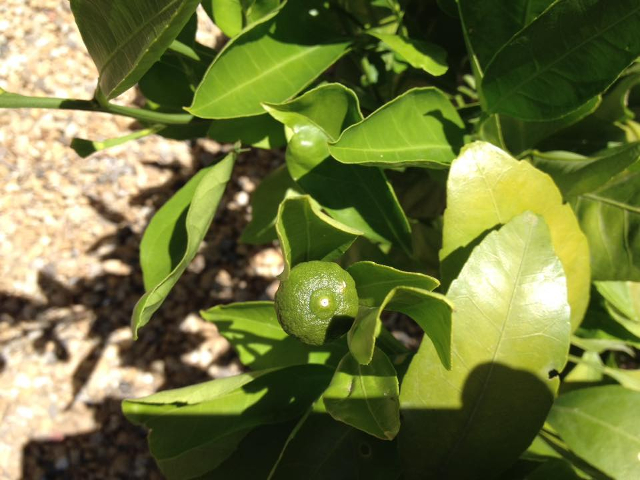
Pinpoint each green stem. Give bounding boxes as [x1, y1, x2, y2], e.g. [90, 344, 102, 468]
[0, 89, 197, 125]
[71, 124, 166, 158]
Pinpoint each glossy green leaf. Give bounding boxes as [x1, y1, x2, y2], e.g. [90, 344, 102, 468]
[70, 0, 201, 99]
[400, 212, 572, 480]
[347, 286, 452, 368]
[369, 33, 448, 77]
[285, 126, 412, 252]
[263, 83, 363, 141]
[347, 261, 439, 307]
[566, 352, 640, 392]
[208, 114, 286, 149]
[275, 195, 361, 275]
[123, 364, 332, 480]
[482, 0, 640, 120]
[323, 348, 400, 440]
[241, 165, 303, 244]
[132, 153, 235, 339]
[329, 88, 465, 168]
[458, 0, 555, 73]
[495, 97, 600, 155]
[528, 143, 640, 198]
[189, 1, 350, 118]
[269, 402, 402, 480]
[441, 141, 590, 330]
[574, 169, 640, 281]
[201, 301, 347, 369]
[548, 386, 640, 480]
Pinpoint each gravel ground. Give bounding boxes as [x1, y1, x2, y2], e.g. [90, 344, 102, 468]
[0, 2, 284, 479]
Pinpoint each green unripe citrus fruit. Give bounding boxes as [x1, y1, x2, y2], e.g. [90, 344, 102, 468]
[275, 261, 359, 346]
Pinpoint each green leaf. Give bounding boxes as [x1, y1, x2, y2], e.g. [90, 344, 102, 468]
[132, 153, 235, 339]
[482, 0, 640, 120]
[70, 0, 201, 99]
[441, 141, 590, 330]
[495, 96, 600, 155]
[526, 459, 584, 480]
[347, 261, 439, 307]
[596, 281, 640, 321]
[263, 83, 363, 141]
[208, 114, 286, 149]
[201, 301, 347, 369]
[548, 386, 640, 480]
[566, 352, 640, 392]
[329, 88, 465, 168]
[123, 365, 332, 480]
[275, 196, 361, 275]
[269, 402, 402, 480]
[347, 286, 452, 368]
[574, 169, 640, 281]
[323, 348, 400, 440]
[400, 212, 572, 480]
[458, 0, 555, 72]
[241, 165, 303, 244]
[188, 0, 350, 118]
[369, 33, 448, 77]
[204, 0, 244, 37]
[528, 143, 640, 198]
[287, 149, 412, 253]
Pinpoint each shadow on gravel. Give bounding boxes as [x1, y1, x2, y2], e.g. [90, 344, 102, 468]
[0, 146, 283, 479]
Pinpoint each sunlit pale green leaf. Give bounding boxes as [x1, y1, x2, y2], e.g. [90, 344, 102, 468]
[482, 0, 640, 120]
[369, 33, 448, 77]
[400, 212, 571, 480]
[548, 386, 640, 480]
[441, 141, 590, 330]
[132, 153, 235, 339]
[70, 0, 201, 98]
[323, 348, 400, 440]
[201, 301, 347, 369]
[329, 88, 465, 168]
[189, 1, 350, 118]
[203, 0, 244, 37]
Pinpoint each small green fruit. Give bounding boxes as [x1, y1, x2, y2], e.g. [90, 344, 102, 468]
[275, 261, 359, 346]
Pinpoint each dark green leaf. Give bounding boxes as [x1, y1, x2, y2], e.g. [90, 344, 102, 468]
[189, 0, 350, 118]
[329, 88, 465, 168]
[132, 153, 235, 339]
[458, 0, 555, 72]
[201, 301, 347, 369]
[123, 365, 332, 480]
[241, 165, 303, 244]
[323, 348, 400, 440]
[70, 0, 201, 98]
[208, 114, 286, 149]
[275, 195, 361, 274]
[482, 0, 640, 120]
[400, 212, 571, 479]
[269, 403, 402, 480]
[441, 141, 590, 330]
[528, 143, 640, 198]
[548, 386, 640, 479]
[263, 83, 363, 141]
